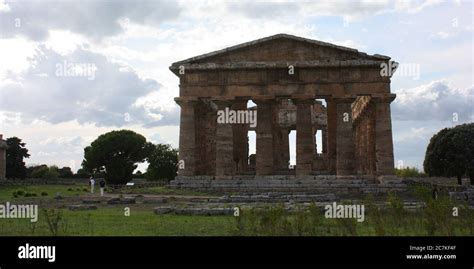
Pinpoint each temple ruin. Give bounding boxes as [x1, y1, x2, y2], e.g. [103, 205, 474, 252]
[170, 34, 396, 182]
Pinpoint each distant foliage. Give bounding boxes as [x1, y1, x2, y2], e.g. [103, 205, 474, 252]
[424, 123, 474, 185]
[395, 166, 426, 178]
[29, 165, 59, 179]
[5, 137, 30, 179]
[74, 168, 90, 178]
[82, 130, 154, 185]
[58, 166, 74, 178]
[146, 144, 178, 182]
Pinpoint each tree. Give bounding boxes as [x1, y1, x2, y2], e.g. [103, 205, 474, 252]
[424, 123, 474, 185]
[82, 130, 153, 185]
[6, 137, 30, 179]
[30, 165, 49, 178]
[58, 166, 74, 178]
[146, 144, 178, 182]
[74, 168, 90, 178]
[30, 165, 60, 179]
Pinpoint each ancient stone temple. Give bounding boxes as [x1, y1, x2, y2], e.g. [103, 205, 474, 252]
[0, 134, 7, 179]
[170, 34, 396, 183]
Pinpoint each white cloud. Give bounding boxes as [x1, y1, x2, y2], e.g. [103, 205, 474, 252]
[0, 37, 37, 79]
[394, 0, 442, 13]
[0, 45, 179, 127]
[431, 31, 455, 39]
[0, 0, 182, 40]
[392, 80, 474, 122]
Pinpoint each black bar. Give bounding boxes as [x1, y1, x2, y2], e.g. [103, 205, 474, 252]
[0, 236, 472, 266]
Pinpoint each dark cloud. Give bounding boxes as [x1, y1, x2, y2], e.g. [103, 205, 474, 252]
[0, 45, 178, 127]
[0, 0, 181, 40]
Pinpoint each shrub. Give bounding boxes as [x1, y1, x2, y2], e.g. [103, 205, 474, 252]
[41, 192, 48, 196]
[146, 144, 178, 182]
[386, 192, 406, 235]
[424, 195, 455, 236]
[23, 192, 37, 197]
[395, 166, 426, 178]
[364, 194, 385, 236]
[424, 123, 474, 185]
[42, 209, 64, 236]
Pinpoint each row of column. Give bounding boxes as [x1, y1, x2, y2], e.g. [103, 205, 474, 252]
[176, 96, 394, 177]
[354, 103, 376, 175]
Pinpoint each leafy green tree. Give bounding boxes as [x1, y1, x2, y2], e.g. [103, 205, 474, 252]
[82, 130, 153, 185]
[395, 166, 426, 178]
[6, 137, 30, 179]
[30, 165, 60, 179]
[58, 167, 74, 178]
[146, 144, 178, 182]
[424, 123, 474, 185]
[74, 168, 90, 178]
[30, 165, 48, 178]
[44, 165, 60, 179]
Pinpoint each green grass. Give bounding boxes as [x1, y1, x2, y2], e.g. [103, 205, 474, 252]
[0, 207, 233, 236]
[0, 184, 88, 201]
[1, 184, 473, 236]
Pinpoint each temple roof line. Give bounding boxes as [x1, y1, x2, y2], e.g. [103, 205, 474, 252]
[170, 33, 391, 68]
[170, 59, 387, 72]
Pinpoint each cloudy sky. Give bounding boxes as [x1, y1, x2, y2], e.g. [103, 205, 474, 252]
[0, 0, 472, 172]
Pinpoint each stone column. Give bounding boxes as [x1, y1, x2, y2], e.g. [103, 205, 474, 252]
[232, 100, 248, 174]
[321, 127, 327, 155]
[255, 99, 275, 175]
[326, 98, 337, 174]
[355, 122, 361, 174]
[176, 99, 197, 176]
[335, 98, 356, 175]
[361, 115, 368, 174]
[374, 96, 395, 175]
[215, 100, 235, 177]
[294, 99, 314, 176]
[367, 106, 376, 175]
[280, 128, 290, 170]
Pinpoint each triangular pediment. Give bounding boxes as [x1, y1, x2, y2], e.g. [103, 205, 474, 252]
[171, 34, 390, 67]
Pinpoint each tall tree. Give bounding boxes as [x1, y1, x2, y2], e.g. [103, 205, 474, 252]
[82, 130, 153, 185]
[6, 137, 30, 179]
[146, 144, 178, 181]
[424, 123, 474, 185]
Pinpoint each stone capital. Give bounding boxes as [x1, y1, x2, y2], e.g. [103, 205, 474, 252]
[175, 97, 199, 107]
[213, 99, 234, 108]
[253, 97, 277, 106]
[333, 97, 356, 104]
[371, 94, 396, 103]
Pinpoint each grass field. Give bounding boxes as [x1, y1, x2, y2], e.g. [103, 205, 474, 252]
[0, 183, 473, 236]
[0, 207, 233, 236]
